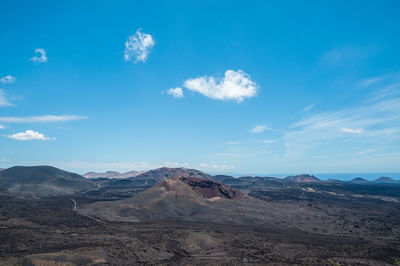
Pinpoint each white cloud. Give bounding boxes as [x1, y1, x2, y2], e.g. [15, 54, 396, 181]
[31, 48, 47, 63]
[0, 89, 12, 107]
[211, 164, 235, 170]
[356, 149, 374, 155]
[0, 115, 87, 123]
[225, 141, 240, 145]
[7, 130, 54, 141]
[199, 163, 235, 171]
[0, 124, 5, 129]
[262, 139, 278, 143]
[304, 102, 316, 112]
[183, 70, 258, 102]
[164, 162, 189, 167]
[198, 163, 234, 170]
[340, 127, 363, 134]
[167, 87, 183, 98]
[251, 125, 278, 133]
[124, 29, 155, 63]
[0, 75, 16, 84]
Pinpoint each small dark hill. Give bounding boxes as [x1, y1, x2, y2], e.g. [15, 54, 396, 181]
[349, 177, 369, 183]
[373, 176, 398, 183]
[84, 171, 121, 179]
[0, 166, 95, 196]
[285, 174, 320, 182]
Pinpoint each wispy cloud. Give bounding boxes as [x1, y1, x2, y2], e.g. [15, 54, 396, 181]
[183, 70, 258, 102]
[0, 124, 5, 129]
[225, 141, 241, 145]
[166, 87, 183, 98]
[0, 89, 13, 107]
[284, 80, 400, 159]
[360, 77, 384, 87]
[31, 48, 47, 63]
[124, 29, 155, 63]
[359, 72, 400, 87]
[0, 115, 87, 123]
[0, 75, 16, 84]
[251, 125, 278, 133]
[340, 127, 363, 134]
[304, 102, 316, 112]
[7, 130, 54, 141]
[320, 45, 375, 66]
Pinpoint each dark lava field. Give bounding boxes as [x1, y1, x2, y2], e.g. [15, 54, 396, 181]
[0, 166, 399, 265]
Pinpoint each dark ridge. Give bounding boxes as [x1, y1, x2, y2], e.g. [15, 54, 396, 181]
[285, 174, 320, 182]
[0, 165, 95, 196]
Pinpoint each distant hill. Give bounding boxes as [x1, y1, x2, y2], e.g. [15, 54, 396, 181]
[0, 166, 96, 197]
[285, 174, 320, 182]
[349, 177, 369, 183]
[133, 167, 211, 183]
[84, 170, 143, 179]
[210, 175, 283, 191]
[0, 168, 4, 171]
[80, 176, 289, 225]
[373, 176, 399, 183]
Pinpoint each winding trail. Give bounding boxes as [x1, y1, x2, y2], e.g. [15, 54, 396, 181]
[69, 194, 107, 225]
[70, 198, 77, 211]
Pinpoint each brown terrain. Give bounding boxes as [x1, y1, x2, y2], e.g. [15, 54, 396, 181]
[0, 166, 399, 265]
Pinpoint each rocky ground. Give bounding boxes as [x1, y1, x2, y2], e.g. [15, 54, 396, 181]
[0, 192, 399, 265]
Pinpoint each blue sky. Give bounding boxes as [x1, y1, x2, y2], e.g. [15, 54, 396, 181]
[1, 0, 400, 175]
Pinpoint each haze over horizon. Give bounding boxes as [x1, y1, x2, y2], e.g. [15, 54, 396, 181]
[1, 1, 400, 174]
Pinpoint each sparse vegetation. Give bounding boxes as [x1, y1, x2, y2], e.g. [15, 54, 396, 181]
[328, 259, 341, 266]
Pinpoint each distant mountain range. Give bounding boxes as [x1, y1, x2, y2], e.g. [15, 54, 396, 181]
[83, 167, 210, 180]
[83, 170, 144, 179]
[1, 165, 399, 198]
